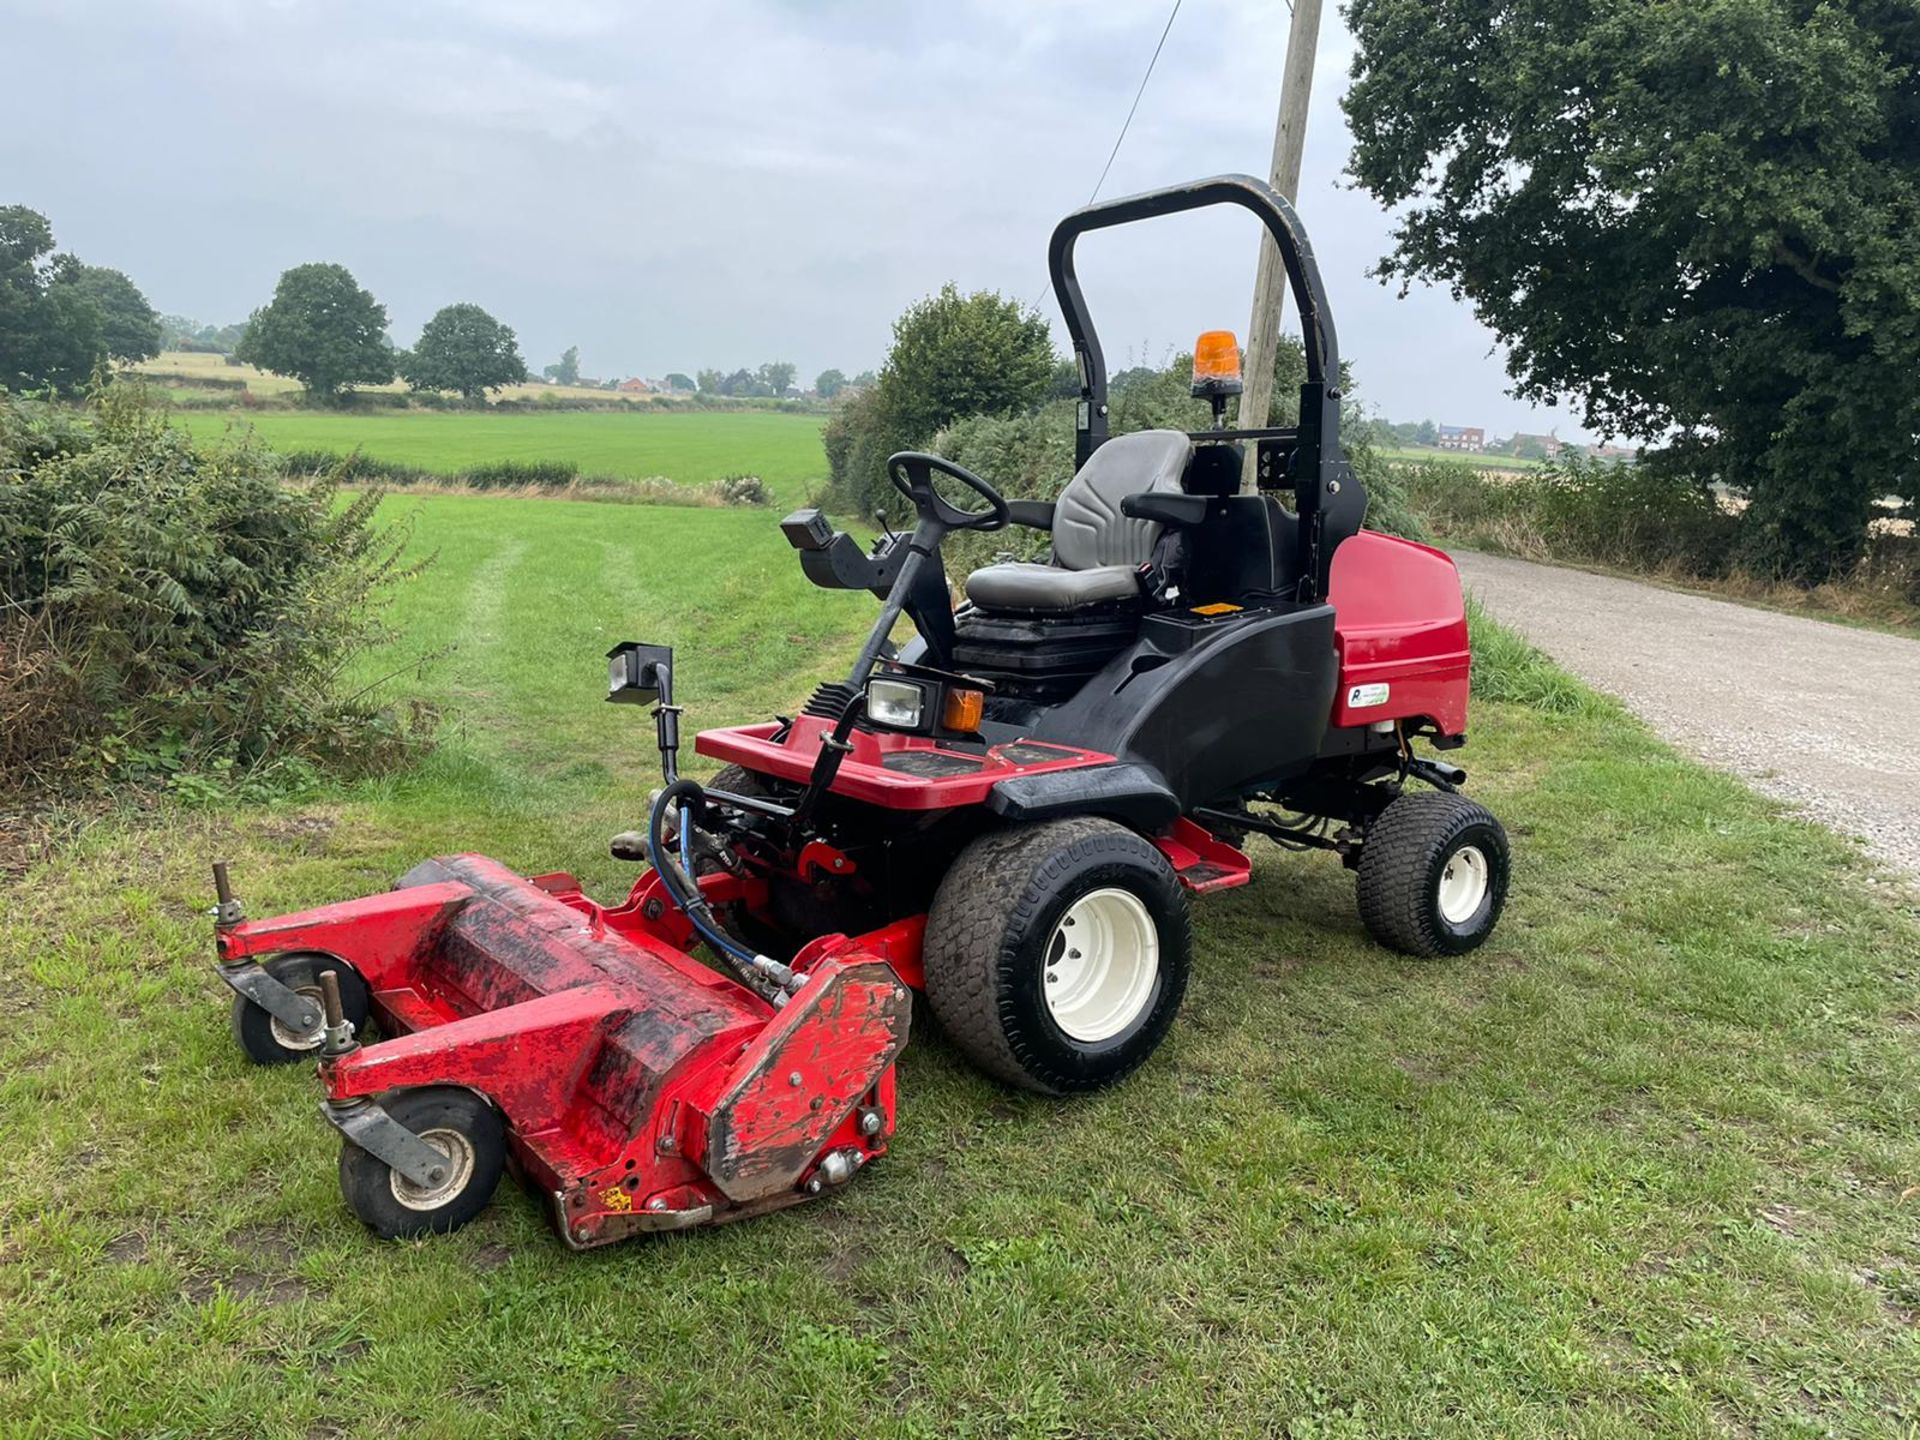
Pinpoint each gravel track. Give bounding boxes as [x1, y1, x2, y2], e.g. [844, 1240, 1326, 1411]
[1455, 551, 1920, 878]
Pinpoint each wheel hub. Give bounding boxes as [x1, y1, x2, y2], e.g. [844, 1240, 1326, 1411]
[268, 984, 325, 1051]
[1437, 844, 1490, 924]
[1041, 888, 1160, 1043]
[389, 1127, 476, 1210]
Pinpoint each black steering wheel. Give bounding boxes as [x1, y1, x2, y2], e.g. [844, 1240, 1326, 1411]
[887, 452, 1011, 533]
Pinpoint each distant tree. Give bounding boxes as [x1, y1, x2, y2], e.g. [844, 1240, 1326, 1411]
[852, 370, 877, 389]
[696, 367, 725, 394]
[399, 303, 527, 402]
[1345, 0, 1920, 581]
[236, 263, 393, 403]
[724, 367, 755, 396]
[825, 284, 1057, 514]
[664, 372, 696, 392]
[814, 368, 847, 399]
[542, 344, 580, 386]
[1413, 419, 1438, 447]
[67, 266, 160, 362]
[0, 206, 105, 391]
[757, 360, 797, 396]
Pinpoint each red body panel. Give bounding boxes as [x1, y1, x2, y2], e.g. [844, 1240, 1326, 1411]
[222, 854, 911, 1247]
[697, 716, 1114, 808]
[1328, 530, 1471, 736]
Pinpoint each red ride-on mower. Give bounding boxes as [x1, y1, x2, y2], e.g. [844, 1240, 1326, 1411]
[213, 175, 1509, 1248]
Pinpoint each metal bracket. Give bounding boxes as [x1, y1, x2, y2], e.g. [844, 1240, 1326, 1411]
[322, 1099, 451, 1190]
[216, 961, 323, 1035]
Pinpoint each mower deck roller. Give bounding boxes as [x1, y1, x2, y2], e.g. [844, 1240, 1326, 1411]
[215, 855, 908, 1245]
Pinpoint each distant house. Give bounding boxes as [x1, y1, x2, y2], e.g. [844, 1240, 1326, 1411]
[1435, 425, 1486, 452]
[617, 377, 654, 395]
[1509, 431, 1565, 459]
[1592, 442, 1637, 461]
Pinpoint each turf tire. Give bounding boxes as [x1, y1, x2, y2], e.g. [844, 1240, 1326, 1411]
[230, 952, 371, 1066]
[1356, 791, 1510, 957]
[921, 817, 1191, 1095]
[338, 1087, 506, 1240]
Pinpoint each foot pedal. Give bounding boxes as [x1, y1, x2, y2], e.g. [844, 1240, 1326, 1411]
[609, 831, 649, 862]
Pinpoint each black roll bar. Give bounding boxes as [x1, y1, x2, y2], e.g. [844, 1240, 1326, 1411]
[1047, 173, 1342, 468]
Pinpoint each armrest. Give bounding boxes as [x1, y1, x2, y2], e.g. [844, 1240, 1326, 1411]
[1005, 499, 1055, 531]
[1121, 491, 1211, 527]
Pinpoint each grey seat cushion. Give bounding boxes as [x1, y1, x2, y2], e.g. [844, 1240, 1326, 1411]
[963, 429, 1191, 614]
[963, 561, 1141, 612]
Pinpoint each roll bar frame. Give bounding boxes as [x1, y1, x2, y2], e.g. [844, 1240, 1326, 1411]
[1046, 172, 1361, 603]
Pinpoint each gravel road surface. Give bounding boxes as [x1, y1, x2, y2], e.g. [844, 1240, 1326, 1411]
[1455, 551, 1920, 878]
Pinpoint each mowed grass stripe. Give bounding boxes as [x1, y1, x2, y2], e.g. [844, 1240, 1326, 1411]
[179, 408, 830, 505]
[1, 494, 1916, 1437]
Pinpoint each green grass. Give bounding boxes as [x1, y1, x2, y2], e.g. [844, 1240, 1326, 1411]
[3, 494, 1919, 1438]
[179, 408, 830, 505]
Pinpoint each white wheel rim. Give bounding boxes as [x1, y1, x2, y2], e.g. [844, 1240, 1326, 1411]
[388, 1128, 476, 1211]
[1041, 888, 1160, 1043]
[1437, 844, 1490, 924]
[268, 984, 325, 1052]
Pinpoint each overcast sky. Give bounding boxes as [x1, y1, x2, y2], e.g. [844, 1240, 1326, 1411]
[4, 0, 1593, 439]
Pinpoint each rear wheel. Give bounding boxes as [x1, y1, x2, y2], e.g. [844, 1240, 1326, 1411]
[1356, 791, 1510, 957]
[231, 952, 370, 1065]
[338, 1087, 506, 1239]
[922, 818, 1191, 1095]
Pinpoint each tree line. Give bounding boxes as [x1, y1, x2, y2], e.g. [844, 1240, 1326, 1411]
[3, 205, 865, 408]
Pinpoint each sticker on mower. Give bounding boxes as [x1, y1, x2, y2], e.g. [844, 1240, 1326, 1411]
[1346, 683, 1391, 709]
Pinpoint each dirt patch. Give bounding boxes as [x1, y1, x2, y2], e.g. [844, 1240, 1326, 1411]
[257, 813, 338, 856]
[230, 1223, 301, 1267]
[470, 1243, 513, 1272]
[105, 1232, 150, 1264]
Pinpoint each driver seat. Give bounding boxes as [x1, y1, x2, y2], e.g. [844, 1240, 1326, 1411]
[964, 429, 1191, 612]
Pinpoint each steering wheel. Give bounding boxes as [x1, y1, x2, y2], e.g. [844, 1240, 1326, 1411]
[887, 452, 1011, 533]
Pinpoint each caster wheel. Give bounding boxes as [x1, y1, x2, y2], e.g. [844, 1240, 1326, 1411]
[338, 1087, 506, 1239]
[1356, 791, 1510, 957]
[231, 952, 370, 1065]
[922, 817, 1191, 1095]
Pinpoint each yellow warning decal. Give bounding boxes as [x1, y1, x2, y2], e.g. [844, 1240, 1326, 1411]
[1191, 602, 1242, 616]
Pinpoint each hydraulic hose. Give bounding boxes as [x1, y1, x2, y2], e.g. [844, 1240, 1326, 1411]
[646, 779, 801, 1006]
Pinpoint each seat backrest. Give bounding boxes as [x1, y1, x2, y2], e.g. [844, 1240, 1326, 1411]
[1052, 429, 1191, 571]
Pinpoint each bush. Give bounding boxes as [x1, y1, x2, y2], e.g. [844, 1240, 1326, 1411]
[716, 474, 771, 506]
[462, 459, 578, 489]
[1400, 452, 1738, 576]
[0, 385, 430, 794]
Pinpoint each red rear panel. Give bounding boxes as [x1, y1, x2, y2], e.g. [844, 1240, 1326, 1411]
[1328, 531, 1470, 736]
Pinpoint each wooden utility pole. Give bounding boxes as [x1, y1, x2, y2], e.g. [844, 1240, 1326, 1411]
[1240, 0, 1325, 490]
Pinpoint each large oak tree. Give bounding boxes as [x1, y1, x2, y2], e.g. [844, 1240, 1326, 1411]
[237, 263, 393, 404]
[1343, 0, 1919, 580]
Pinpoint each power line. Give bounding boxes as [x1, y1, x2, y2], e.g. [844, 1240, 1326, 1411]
[1086, 0, 1184, 207]
[1033, 0, 1185, 309]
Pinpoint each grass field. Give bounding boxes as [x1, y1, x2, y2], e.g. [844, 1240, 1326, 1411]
[1381, 445, 1546, 473]
[3, 493, 1918, 1438]
[179, 408, 831, 505]
[132, 350, 664, 407]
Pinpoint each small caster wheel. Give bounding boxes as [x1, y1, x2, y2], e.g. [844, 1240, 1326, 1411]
[1356, 791, 1510, 957]
[338, 1087, 506, 1239]
[231, 952, 370, 1065]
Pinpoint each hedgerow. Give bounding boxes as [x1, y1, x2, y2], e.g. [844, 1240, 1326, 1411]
[0, 384, 432, 796]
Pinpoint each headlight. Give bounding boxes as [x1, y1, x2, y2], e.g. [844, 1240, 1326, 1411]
[866, 677, 927, 730]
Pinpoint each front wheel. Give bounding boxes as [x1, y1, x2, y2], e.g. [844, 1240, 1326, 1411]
[922, 818, 1192, 1095]
[338, 1087, 506, 1239]
[1356, 791, 1510, 957]
[231, 952, 370, 1065]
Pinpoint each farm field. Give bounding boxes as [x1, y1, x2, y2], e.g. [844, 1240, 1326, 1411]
[2, 493, 1918, 1437]
[178, 407, 831, 504]
[132, 350, 666, 406]
[1381, 444, 1546, 472]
